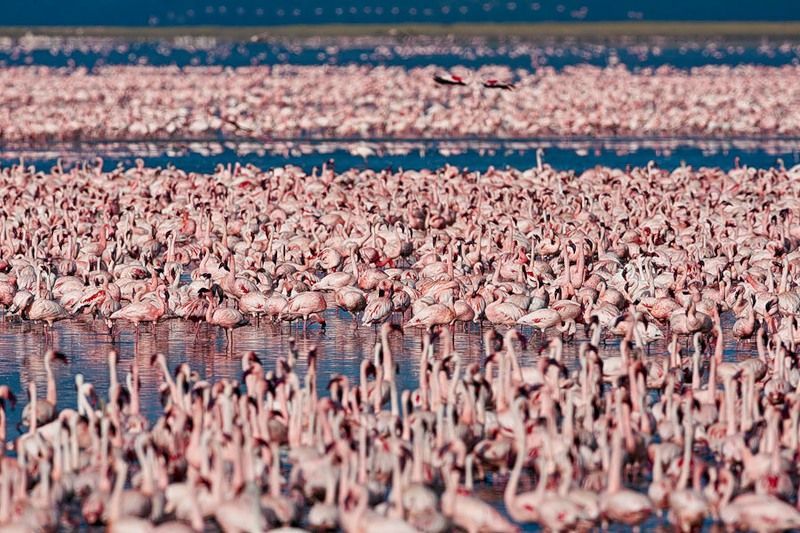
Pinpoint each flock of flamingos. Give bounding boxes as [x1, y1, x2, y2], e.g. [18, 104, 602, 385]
[0, 156, 799, 532]
[3, 64, 800, 143]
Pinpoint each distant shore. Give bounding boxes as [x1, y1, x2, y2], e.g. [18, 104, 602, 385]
[1, 21, 800, 40]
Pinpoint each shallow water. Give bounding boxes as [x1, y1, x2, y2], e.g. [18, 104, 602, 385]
[0, 309, 754, 531]
[4, 138, 800, 175]
[5, 38, 800, 70]
[0, 309, 752, 438]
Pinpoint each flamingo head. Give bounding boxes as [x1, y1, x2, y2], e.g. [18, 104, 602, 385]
[210, 284, 225, 303]
[0, 385, 16, 409]
[46, 350, 68, 364]
[242, 351, 262, 367]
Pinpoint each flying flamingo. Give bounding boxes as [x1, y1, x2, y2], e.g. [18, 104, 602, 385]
[433, 74, 467, 86]
[483, 79, 515, 90]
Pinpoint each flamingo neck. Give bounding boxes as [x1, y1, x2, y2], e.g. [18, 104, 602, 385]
[678, 415, 693, 490]
[505, 401, 526, 505]
[723, 378, 736, 436]
[205, 298, 216, 323]
[108, 461, 126, 523]
[608, 429, 624, 494]
[28, 383, 38, 435]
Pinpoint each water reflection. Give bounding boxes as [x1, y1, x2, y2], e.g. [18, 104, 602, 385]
[0, 311, 754, 531]
[0, 310, 753, 435]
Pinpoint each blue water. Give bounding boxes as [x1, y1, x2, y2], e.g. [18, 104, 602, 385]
[4, 139, 799, 175]
[3, 38, 800, 70]
[4, 0, 800, 26]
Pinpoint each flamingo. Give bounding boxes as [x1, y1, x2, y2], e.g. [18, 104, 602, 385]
[203, 289, 248, 347]
[405, 303, 456, 329]
[362, 282, 393, 326]
[335, 287, 367, 321]
[281, 291, 327, 330]
[483, 79, 515, 90]
[110, 286, 169, 334]
[600, 426, 653, 527]
[433, 74, 467, 86]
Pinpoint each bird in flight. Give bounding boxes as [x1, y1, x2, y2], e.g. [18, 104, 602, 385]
[433, 74, 515, 90]
[483, 79, 515, 91]
[433, 74, 467, 86]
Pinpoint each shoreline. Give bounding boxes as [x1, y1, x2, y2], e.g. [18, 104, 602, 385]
[1, 21, 800, 40]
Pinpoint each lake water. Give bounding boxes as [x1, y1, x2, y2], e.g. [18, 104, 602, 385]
[4, 138, 799, 177]
[0, 309, 750, 531]
[4, 36, 800, 70]
[0, 34, 793, 531]
[3, 0, 800, 26]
